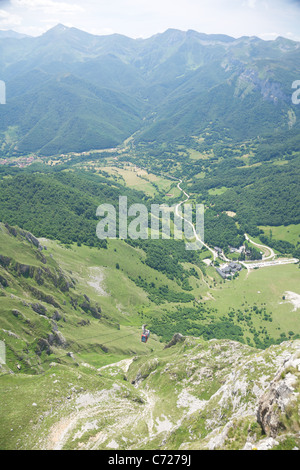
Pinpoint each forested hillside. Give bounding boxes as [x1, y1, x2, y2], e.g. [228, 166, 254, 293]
[0, 168, 147, 246]
[0, 25, 299, 155]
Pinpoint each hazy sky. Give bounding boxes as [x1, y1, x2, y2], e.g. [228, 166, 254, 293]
[0, 0, 299, 41]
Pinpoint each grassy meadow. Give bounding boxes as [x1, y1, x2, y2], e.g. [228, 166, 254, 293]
[259, 224, 300, 246]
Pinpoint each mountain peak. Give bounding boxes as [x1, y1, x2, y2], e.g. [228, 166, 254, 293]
[51, 23, 69, 31]
[42, 23, 70, 37]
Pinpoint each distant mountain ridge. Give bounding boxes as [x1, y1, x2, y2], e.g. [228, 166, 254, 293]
[0, 25, 299, 156]
[0, 30, 30, 39]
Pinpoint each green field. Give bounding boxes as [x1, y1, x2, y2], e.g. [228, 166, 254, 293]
[208, 186, 229, 196]
[259, 224, 300, 246]
[210, 264, 300, 343]
[83, 162, 176, 198]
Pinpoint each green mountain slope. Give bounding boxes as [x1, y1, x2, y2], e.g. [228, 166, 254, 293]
[1, 215, 300, 369]
[0, 26, 299, 155]
[0, 220, 300, 450]
[0, 222, 123, 375]
[1, 74, 146, 155]
[1, 330, 299, 450]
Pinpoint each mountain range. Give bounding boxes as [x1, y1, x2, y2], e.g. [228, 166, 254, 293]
[0, 24, 299, 156]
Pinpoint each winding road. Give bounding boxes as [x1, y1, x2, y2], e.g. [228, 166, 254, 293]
[174, 179, 218, 259]
[244, 234, 275, 260]
[172, 177, 299, 270]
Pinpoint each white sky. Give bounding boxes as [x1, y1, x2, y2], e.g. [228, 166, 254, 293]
[0, 0, 299, 41]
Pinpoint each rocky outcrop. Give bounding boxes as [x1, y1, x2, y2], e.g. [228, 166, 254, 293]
[234, 67, 289, 104]
[12, 309, 23, 318]
[0, 246, 74, 293]
[3, 334, 300, 450]
[0, 273, 9, 287]
[28, 285, 61, 309]
[35, 338, 52, 356]
[131, 358, 160, 385]
[79, 298, 101, 319]
[256, 352, 300, 438]
[23, 231, 40, 248]
[125, 338, 300, 450]
[48, 331, 67, 348]
[31, 302, 47, 316]
[52, 310, 62, 322]
[0, 254, 11, 268]
[5, 223, 41, 250]
[164, 333, 185, 349]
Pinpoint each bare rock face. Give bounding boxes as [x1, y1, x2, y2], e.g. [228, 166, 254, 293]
[36, 338, 52, 356]
[164, 333, 185, 349]
[31, 302, 47, 316]
[257, 353, 300, 438]
[24, 231, 40, 248]
[48, 331, 67, 347]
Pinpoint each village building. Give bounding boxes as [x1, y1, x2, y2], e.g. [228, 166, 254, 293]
[216, 262, 242, 279]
